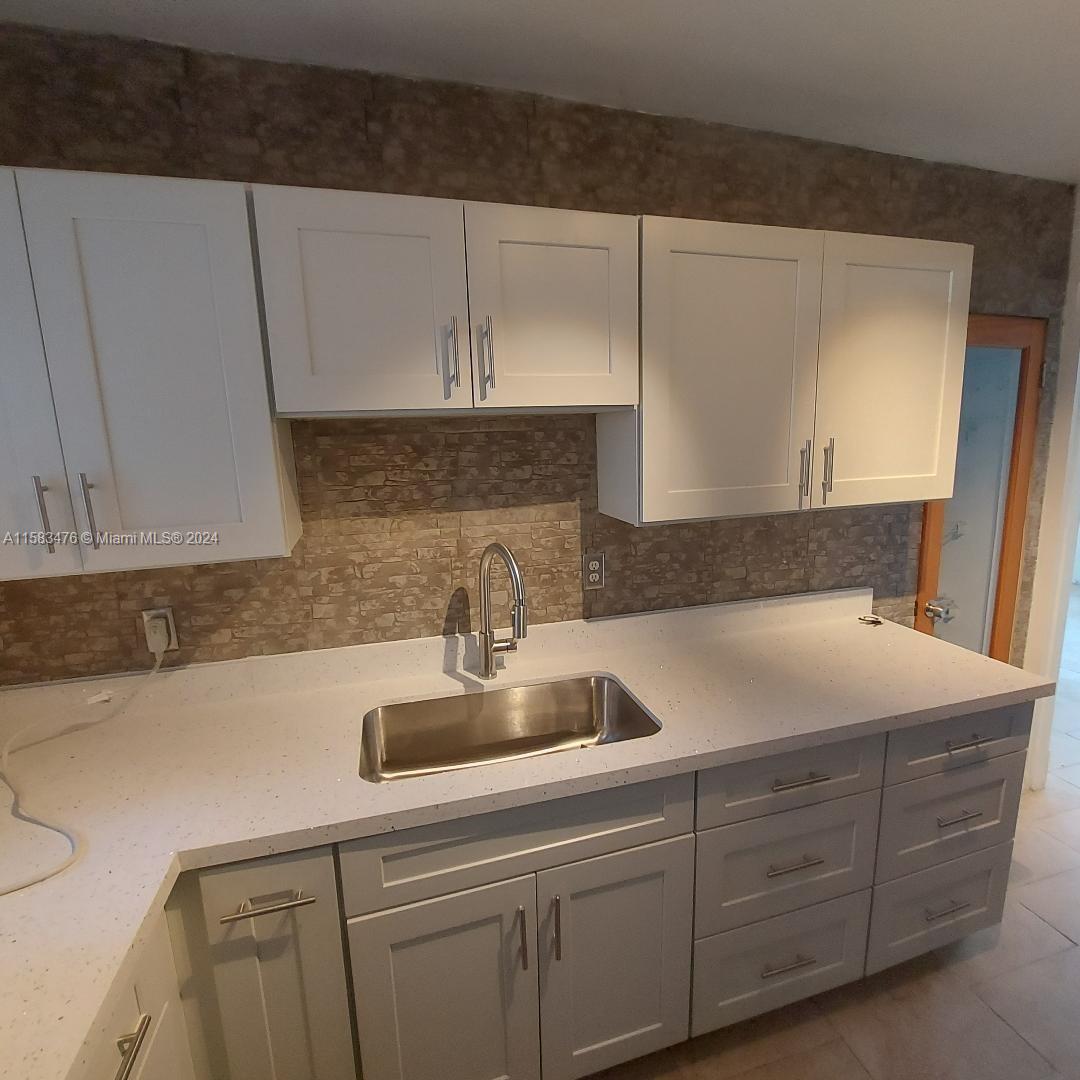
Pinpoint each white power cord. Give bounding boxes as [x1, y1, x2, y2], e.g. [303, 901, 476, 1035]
[0, 624, 169, 897]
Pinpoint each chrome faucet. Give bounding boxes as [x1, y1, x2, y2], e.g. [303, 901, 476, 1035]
[478, 542, 528, 679]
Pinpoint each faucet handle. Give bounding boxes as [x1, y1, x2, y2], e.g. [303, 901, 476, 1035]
[512, 600, 528, 640]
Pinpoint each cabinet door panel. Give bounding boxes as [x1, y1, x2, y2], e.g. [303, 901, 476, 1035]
[639, 217, 823, 521]
[0, 168, 81, 579]
[815, 232, 972, 507]
[349, 875, 540, 1080]
[254, 186, 471, 413]
[465, 203, 638, 407]
[536, 836, 693, 1080]
[17, 169, 294, 571]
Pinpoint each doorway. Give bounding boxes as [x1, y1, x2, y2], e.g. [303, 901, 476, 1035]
[915, 314, 1045, 660]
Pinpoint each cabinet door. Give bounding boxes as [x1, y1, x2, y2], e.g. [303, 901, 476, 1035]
[16, 168, 297, 572]
[177, 847, 355, 1080]
[254, 185, 471, 413]
[348, 875, 540, 1080]
[465, 203, 638, 408]
[0, 168, 81, 579]
[536, 836, 693, 1080]
[639, 217, 823, 521]
[815, 231, 972, 507]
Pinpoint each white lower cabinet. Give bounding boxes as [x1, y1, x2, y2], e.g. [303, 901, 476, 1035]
[536, 837, 694, 1080]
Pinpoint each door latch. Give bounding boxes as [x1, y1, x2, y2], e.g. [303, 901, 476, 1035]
[924, 598, 954, 624]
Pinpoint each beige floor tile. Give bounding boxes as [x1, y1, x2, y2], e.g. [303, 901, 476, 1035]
[1050, 733, 1080, 771]
[716, 1039, 871, 1080]
[593, 999, 835, 1080]
[1013, 866, 1080, 942]
[1054, 763, 1080, 789]
[933, 897, 1073, 986]
[815, 955, 1053, 1080]
[1020, 775, 1080, 822]
[1011, 821, 1080, 886]
[1035, 808, 1080, 852]
[977, 947, 1080, 1075]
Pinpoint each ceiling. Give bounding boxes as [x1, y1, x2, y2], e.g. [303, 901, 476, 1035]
[3, 0, 1079, 182]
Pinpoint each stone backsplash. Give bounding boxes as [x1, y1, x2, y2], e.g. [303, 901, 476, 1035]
[0, 22, 1072, 683]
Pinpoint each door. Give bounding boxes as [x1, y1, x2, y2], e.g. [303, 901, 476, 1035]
[179, 848, 355, 1080]
[348, 875, 540, 1080]
[536, 836, 693, 1080]
[465, 203, 638, 408]
[815, 232, 972, 507]
[254, 186, 471, 413]
[17, 169, 294, 572]
[915, 315, 1044, 660]
[0, 168, 81, 579]
[638, 217, 823, 521]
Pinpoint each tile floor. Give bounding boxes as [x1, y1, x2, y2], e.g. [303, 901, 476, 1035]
[597, 589, 1080, 1080]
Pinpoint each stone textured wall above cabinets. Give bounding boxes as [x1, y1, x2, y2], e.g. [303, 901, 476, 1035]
[0, 22, 1073, 684]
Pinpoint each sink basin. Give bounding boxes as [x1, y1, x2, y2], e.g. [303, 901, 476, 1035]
[359, 675, 660, 782]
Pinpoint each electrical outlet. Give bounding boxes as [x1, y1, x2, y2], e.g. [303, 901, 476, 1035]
[141, 607, 179, 653]
[582, 551, 606, 590]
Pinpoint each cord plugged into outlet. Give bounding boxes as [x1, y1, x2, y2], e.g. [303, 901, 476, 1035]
[141, 608, 179, 657]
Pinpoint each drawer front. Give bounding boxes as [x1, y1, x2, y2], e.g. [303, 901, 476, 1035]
[696, 734, 885, 829]
[692, 890, 871, 1036]
[884, 702, 1032, 785]
[695, 790, 879, 935]
[876, 751, 1024, 883]
[866, 841, 1012, 974]
[339, 775, 694, 915]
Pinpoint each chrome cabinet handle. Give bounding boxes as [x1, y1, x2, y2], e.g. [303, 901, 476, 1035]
[761, 954, 816, 980]
[482, 315, 496, 390]
[799, 439, 812, 503]
[448, 315, 462, 390]
[553, 895, 562, 961]
[114, 1013, 151, 1080]
[220, 889, 316, 924]
[766, 854, 826, 879]
[925, 898, 971, 923]
[32, 475, 55, 554]
[821, 437, 836, 503]
[517, 905, 529, 970]
[771, 771, 832, 793]
[946, 734, 993, 753]
[78, 472, 100, 549]
[937, 808, 983, 829]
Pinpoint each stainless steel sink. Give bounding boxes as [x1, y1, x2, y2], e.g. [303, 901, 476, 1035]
[358, 675, 660, 782]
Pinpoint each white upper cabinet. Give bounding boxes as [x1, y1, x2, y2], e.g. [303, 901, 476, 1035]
[625, 217, 824, 523]
[464, 203, 639, 408]
[16, 169, 299, 574]
[0, 168, 81, 579]
[814, 232, 972, 507]
[254, 186, 472, 414]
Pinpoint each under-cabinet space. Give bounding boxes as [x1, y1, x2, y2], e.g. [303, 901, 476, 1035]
[536, 836, 694, 1080]
[694, 790, 879, 935]
[692, 890, 871, 1035]
[866, 841, 1012, 974]
[348, 875, 541, 1080]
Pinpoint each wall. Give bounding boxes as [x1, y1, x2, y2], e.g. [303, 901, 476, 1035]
[0, 22, 1073, 685]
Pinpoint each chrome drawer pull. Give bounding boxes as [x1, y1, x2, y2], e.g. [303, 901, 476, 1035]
[32, 475, 56, 554]
[946, 734, 994, 753]
[78, 472, 100, 549]
[925, 898, 971, 923]
[766, 854, 826, 879]
[114, 1014, 151, 1080]
[761, 953, 816, 979]
[220, 889, 316, 924]
[553, 895, 563, 961]
[448, 315, 462, 389]
[937, 808, 983, 829]
[518, 905, 529, 970]
[771, 771, 832, 793]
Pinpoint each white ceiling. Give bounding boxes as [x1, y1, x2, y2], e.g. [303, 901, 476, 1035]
[3, 0, 1079, 182]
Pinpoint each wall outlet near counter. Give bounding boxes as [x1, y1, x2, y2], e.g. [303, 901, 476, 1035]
[583, 552, 606, 590]
[141, 607, 179, 654]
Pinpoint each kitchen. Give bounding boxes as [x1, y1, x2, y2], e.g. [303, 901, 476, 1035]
[1, 5, 1080, 1080]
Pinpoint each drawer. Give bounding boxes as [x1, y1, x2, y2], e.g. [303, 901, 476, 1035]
[691, 890, 871, 1036]
[884, 702, 1032, 784]
[866, 841, 1012, 974]
[876, 751, 1024, 882]
[695, 790, 879, 935]
[696, 734, 885, 829]
[339, 775, 694, 915]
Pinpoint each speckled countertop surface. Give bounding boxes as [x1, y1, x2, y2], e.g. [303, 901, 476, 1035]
[0, 589, 1054, 1079]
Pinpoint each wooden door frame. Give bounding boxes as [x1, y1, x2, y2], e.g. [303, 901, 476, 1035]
[915, 314, 1046, 660]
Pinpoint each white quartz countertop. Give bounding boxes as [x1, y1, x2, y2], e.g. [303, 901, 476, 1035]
[0, 589, 1054, 1079]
